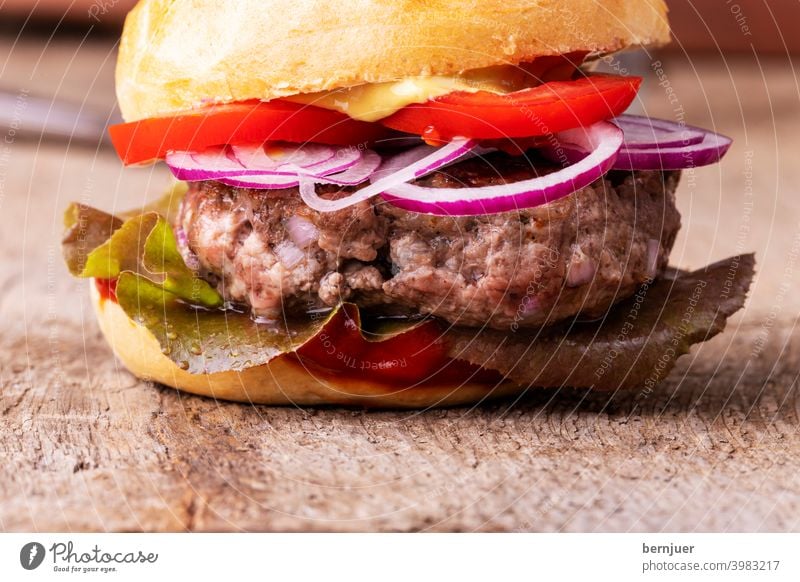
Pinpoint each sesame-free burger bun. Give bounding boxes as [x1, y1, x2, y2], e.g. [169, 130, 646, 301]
[90, 283, 521, 408]
[117, 0, 670, 121]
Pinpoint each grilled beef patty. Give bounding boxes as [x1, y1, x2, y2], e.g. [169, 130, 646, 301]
[177, 152, 681, 330]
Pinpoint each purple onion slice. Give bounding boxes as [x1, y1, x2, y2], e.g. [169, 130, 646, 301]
[299, 137, 477, 212]
[379, 121, 623, 216]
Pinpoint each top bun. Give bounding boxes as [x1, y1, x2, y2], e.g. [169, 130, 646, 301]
[116, 0, 670, 121]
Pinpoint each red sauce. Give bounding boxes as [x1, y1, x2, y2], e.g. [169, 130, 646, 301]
[295, 306, 501, 387]
[95, 278, 118, 303]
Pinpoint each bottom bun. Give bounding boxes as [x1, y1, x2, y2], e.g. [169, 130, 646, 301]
[90, 283, 523, 408]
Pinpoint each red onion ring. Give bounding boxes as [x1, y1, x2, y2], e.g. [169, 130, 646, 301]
[610, 131, 733, 170]
[299, 137, 477, 212]
[616, 115, 705, 149]
[379, 121, 623, 216]
[230, 143, 361, 176]
[220, 150, 381, 189]
[165, 143, 359, 181]
[616, 114, 705, 148]
[546, 115, 732, 171]
[218, 173, 301, 189]
[314, 150, 382, 185]
[229, 143, 336, 171]
[165, 147, 250, 180]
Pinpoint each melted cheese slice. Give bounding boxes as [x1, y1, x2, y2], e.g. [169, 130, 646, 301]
[283, 64, 548, 122]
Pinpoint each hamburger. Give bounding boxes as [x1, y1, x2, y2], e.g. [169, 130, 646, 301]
[62, 0, 754, 408]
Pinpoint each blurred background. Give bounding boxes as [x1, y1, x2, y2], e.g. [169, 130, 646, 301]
[1, 0, 799, 326]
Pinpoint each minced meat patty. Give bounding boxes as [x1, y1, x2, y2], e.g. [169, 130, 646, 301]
[177, 153, 681, 330]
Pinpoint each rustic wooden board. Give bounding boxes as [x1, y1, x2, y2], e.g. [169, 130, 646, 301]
[1, 38, 799, 532]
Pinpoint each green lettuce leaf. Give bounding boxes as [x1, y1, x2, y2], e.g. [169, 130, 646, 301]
[62, 203, 124, 276]
[62, 202, 222, 308]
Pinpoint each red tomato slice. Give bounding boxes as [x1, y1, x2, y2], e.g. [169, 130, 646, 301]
[294, 305, 500, 386]
[95, 278, 118, 302]
[109, 100, 396, 166]
[295, 306, 450, 385]
[380, 74, 642, 141]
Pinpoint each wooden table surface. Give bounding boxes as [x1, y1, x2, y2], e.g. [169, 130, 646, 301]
[1, 36, 799, 532]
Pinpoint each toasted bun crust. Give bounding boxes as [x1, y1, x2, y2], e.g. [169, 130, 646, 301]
[117, 0, 670, 121]
[91, 284, 521, 408]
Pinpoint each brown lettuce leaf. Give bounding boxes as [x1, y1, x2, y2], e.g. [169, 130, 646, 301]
[62, 203, 124, 276]
[446, 254, 755, 390]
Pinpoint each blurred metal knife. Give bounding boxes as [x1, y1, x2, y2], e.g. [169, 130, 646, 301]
[0, 87, 118, 147]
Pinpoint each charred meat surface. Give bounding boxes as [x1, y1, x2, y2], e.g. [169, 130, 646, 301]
[178, 153, 681, 329]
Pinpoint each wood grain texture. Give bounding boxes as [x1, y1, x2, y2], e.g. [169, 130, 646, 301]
[1, 37, 799, 532]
